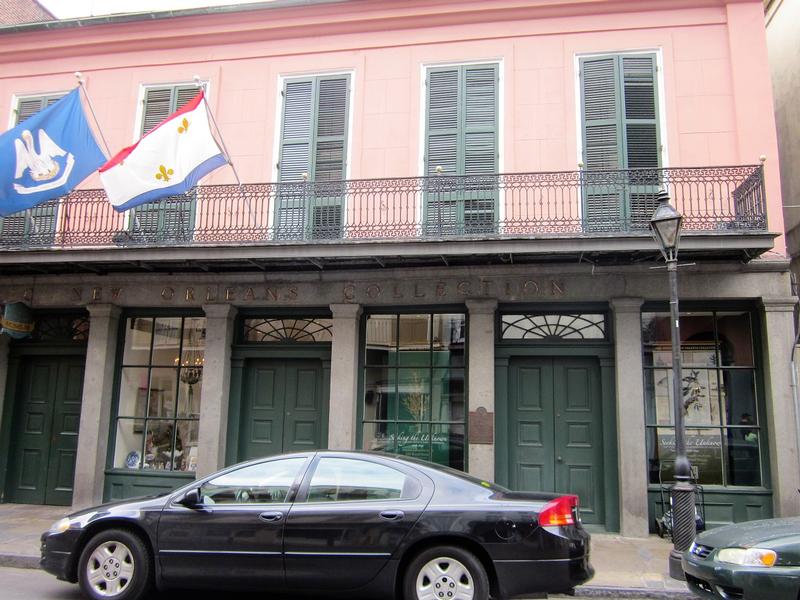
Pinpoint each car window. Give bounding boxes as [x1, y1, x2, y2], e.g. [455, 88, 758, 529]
[306, 457, 408, 503]
[200, 457, 305, 504]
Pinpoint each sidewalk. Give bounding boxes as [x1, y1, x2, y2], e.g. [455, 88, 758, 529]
[0, 503, 692, 598]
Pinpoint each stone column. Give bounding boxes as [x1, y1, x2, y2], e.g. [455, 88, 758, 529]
[0, 335, 9, 428]
[72, 304, 121, 510]
[761, 298, 800, 517]
[466, 299, 497, 482]
[328, 303, 362, 449]
[196, 304, 236, 478]
[610, 297, 649, 538]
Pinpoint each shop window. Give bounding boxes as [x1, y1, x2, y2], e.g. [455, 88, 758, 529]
[501, 313, 606, 340]
[642, 311, 761, 487]
[112, 316, 206, 473]
[362, 313, 466, 470]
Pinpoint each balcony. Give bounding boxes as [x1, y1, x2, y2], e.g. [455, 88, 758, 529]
[0, 165, 774, 275]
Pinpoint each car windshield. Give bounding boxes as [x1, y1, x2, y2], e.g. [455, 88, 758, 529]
[385, 453, 509, 493]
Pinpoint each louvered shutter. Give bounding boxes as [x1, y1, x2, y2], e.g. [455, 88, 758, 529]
[580, 54, 661, 231]
[621, 56, 661, 228]
[463, 65, 498, 233]
[134, 85, 198, 241]
[425, 65, 498, 235]
[311, 77, 348, 239]
[1, 94, 64, 245]
[277, 75, 350, 239]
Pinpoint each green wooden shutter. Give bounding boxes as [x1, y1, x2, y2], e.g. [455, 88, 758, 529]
[277, 75, 349, 239]
[463, 64, 498, 233]
[621, 56, 661, 227]
[424, 64, 498, 235]
[580, 53, 660, 230]
[1, 94, 64, 245]
[133, 84, 198, 241]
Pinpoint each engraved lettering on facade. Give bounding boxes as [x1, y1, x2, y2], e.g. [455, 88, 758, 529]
[184, 288, 194, 302]
[161, 287, 175, 301]
[457, 281, 471, 296]
[92, 287, 102, 301]
[287, 287, 298, 301]
[551, 280, 565, 296]
[266, 288, 279, 302]
[436, 282, 447, 297]
[367, 284, 381, 299]
[111, 288, 122, 300]
[244, 287, 256, 301]
[414, 283, 425, 298]
[393, 284, 403, 299]
[343, 284, 355, 302]
[523, 280, 539, 295]
[72, 287, 83, 301]
[480, 279, 494, 296]
[225, 287, 236, 301]
[23, 288, 33, 302]
[205, 287, 217, 302]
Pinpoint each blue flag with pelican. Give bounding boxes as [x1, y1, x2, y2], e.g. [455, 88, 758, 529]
[0, 88, 106, 217]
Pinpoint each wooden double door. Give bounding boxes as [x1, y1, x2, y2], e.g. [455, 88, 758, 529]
[239, 358, 327, 460]
[5, 356, 85, 506]
[508, 356, 605, 525]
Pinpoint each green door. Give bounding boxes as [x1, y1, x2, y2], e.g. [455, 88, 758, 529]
[509, 357, 605, 525]
[239, 358, 325, 461]
[6, 356, 85, 506]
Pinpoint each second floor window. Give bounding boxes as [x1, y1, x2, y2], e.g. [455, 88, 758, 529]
[579, 53, 661, 230]
[130, 84, 199, 242]
[1, 94, 65, 245]
[424, 63, 499, 235]
[276, 74, 350, 240]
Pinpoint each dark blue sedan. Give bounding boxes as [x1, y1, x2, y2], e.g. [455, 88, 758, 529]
[41, 451, 593, 600]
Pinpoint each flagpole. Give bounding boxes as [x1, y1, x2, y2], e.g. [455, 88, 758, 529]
[193, 75, 260, 228]
[75, 72, 111, 156]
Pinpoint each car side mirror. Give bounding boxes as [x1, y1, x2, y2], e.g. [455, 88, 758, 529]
[179, 488, 202, 508]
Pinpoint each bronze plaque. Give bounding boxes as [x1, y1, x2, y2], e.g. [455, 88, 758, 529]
[469, 407, 494, 444]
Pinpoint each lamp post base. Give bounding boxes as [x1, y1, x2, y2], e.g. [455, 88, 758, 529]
[669, 549, 686, 580]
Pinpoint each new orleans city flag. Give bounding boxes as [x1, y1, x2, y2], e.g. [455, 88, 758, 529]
[100, 90, 226, 211]
[0, 88, 106, 217]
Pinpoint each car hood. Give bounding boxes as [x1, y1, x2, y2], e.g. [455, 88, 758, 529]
[64, 493, 171, 523]
[697, 517, 800, 549]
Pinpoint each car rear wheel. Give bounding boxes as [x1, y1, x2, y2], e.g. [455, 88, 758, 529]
[77, 529, 153, 600]
[404, 545, 489, 600]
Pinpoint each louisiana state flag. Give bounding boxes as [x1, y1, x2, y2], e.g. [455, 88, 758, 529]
[100, 90, 226, 212]
[0, 88, 106, 217]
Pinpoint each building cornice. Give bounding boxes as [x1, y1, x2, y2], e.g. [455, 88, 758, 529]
[0, 0, 756, 67]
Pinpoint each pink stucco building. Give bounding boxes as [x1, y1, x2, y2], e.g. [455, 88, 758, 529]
[0, 0, 795, 538]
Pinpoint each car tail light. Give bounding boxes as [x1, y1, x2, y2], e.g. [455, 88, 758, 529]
[539, 495, 578, 527]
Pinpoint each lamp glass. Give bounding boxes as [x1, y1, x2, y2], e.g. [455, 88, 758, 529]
[650, 203, 683, 252]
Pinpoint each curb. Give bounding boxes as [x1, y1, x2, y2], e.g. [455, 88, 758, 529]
[567, 586, 695, 599]
[0, 553, 39, 570]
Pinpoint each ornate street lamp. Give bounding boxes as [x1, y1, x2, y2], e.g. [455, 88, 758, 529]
[650, 190, 695, 580]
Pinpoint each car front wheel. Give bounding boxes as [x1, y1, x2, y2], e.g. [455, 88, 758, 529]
[77, 529, 153, 600]
[404, 545, 489, 600]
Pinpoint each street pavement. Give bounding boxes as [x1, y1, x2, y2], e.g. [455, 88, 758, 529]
[0, 565, 691, 600]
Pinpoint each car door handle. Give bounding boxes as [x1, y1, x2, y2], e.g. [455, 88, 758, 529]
[259, 511, 284, 523]
[379, 510, 405, 521]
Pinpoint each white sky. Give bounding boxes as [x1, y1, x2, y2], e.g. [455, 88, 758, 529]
[39, 0, 273, 19]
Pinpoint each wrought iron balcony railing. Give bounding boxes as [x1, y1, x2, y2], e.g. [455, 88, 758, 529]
[0, 165, 767, 250]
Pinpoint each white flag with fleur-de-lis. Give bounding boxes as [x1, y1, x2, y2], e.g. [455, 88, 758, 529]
[99, 90, 225, 211]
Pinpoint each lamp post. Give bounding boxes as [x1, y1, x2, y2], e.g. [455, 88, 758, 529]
[650, 190, 695, 580]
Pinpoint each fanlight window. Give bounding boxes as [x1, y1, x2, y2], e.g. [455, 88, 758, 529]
[243, 318, 333, 343]
[30, 316, 90, 343]
[501, 314, 606, 340]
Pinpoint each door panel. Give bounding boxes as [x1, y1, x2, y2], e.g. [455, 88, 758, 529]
[509, 357, 604, 525]
[6, 357, 84, 505]
[240, 358, 325, 461]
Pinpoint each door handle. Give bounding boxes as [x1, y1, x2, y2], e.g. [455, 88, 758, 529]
[259, 511, 284, 523]
[557, 456, 563, 462]
[379, 510, 405, 521]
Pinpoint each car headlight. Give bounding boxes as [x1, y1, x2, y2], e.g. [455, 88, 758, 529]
[717, 547, 777, 567]
[49, 518, 71, 534]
